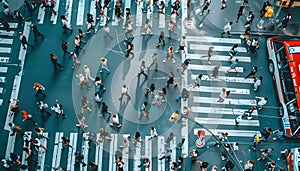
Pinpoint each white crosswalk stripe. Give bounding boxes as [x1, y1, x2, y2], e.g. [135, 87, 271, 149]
[186, 36, 241, 44]
[187, 86, 250, 95]
[186, 53, 251, 63]
[190, 44, 247, 53]
[189, 64, 244, 73]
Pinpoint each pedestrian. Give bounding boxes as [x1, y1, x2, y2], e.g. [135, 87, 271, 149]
[176, 138, 186, 150]
[8, 98, 19, 116]
[208, 65, 220, 78]
[149, 127, 158, 139]
[244, 11, 255, 27]
[163, 46, 175, 63]
[157, 0, 166, 17]
[256, 96, 268, 110]
[37, 101, 51, 115]
[81, 96, 92, 114]
[175, 36, 186, 54]
[236, 5, 245, 23]
[33, 82, 46, 97]
[260, 1, 270, 18]
[21, 110, 37, 125]
[133, 131, 142, 146]
[277, 149, 290, 160]
[235, 114, 244, 126]
[61, 15, 73, 33]
[177, 58, 190, 74]
[35, 127, 50, 140]
[8, 122, 21, 136]
[253, 76, 262, 91]
[226, 59, 239, 73]
[245, 66, 257, 79]
[98, 128, 112, 142]
[167, 20, 177, 39]
[49, 0, 57, 16]
[77, 29, 87, 44]
[165, 132, 174, 146]
[137, 156, 151, 168]
[83, 65, 94, 81]
[125, 20, 134, 38]
[24, 0, 34, 18]
[139, 102, 150, 120]
[220, 22, 233, 38]
[86, 13, 96, 33]
[200, 0, 211, 16]
[188, 74, 202, 88]
[76, 74, 91, 89]
[110, 114, 122, 127]
[217, 88, 228, 102]
[0, 18, 10, 32]
[171, 0, 181, 13]
[188, 149, 199, 160]
[19, 32, 33, 50]
[14, 10, 24, 25]
[31, 24, 44, 41]
[266, 161, 276, 171]
[74, 152, 86, 167]
[100, 102, 111, 118]
[166, 72, 177, 87]
[71, 53, 81, 69]
[137, 60, 148, 79]
[119, 84, 131, 100]
[61, 40, 71, 57]
[201, 46, 214, 64]
[170, 10, 178, 24]
[51, 103, 66, 118]
[224, 160, 235, 171]
[95, 76, 106, 93]
[125, 41, 134, 58]
[249, 38, 259, 55]
[175, 88, 189, 101]
[94, 93, 102, 108]
[76, 113, 88, 128]
[148, 52, 158, 71]
[74, 36, 83, 55]
[50, 53, 64, 71]
[99, 57, 111, 74]
[228, 44, 239, 60]
[169, 110, 179, 122]
[31, 138, 48, 151]
[104, 24, 110, 37]
[156, 31, 166, 47]
[9, 152, 21, 165]
[272, 129, 284, 141]
[60, 136, 74, 149]
[220, 0, 227, 10]
[159, 148, 172, 161]
[243, 160, 254, 171]
[89, 162, 98, 171]
[243, 105, 255, 120]
[142, 19, 153, 35]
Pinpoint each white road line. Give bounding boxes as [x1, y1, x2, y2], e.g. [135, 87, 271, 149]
[136, 1, 143, 26]
[0, 38, 13, 44]
[191, 106, 258, 116]
[5, 133, 16, 158]
[0, 31, 14, 36]
[0, 47, 11, 53]
[52, 132, 64, 171]
[133, 138, 142, 171]
[191, 74, 255, 84]
[109, 134, 118, 171]
[90, 0, 97, 26]
[158, 0, 166, 28]
[186, 36, 241, 44]
[50, 0, 60, 24]
[0, 57, 9, 63]
[122, 0, 132, 26]
[190, 44, 247, 53]
[145, 136, 152, 171]
[194, 128, 261, 137]
[0, 88, 3, 93]
[0, 99, 2, 106]
[81, 133, 89, 171]
[76, 0, 85, 25]
[96, 133, 104, 171]
[146, 0, 153, 27]
[157, 136, 165, 171]
[186, 53, 251, 63]
[169, 137, 176, 170]
[67, 133, 77, 171]
[189, 64, 244, 73]
[195, 117, 260, 126]
[122, 134, 130, 171]
[0, 23, 18, 29]
[0, 77, 6, 83]
[65, 0, 73, 22]
[193, 96, 257, 106]
[187, 86, 250, 95]
[37, 133, 48, 171]
[21, 131, 31, 165]
[38, 4, 45, 24]
[0, 67, 8, 73]
[99, 0, 108, 26]
[111, 0, 119, 26]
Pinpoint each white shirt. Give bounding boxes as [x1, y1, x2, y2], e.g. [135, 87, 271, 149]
[236, 115, 242, 123]
[223, 23, 232, 32]
[121, 86, 128, 93]
[258, 99, 267, 106]
[254, 79, 262, 87]
[112, 115, 119, 123]
[33, 138, 41, 146]
[150, 128, 158, 137]
[62, 19, 71, 28]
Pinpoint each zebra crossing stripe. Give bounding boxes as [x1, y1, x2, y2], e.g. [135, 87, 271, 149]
[195, 117, 260, 126]
[37, 4, 45, 24]
[0, 38, 13, 44]
[133, 138, 142, 170]
[194, 128, 261, 137]
[111, 0, 119, 26]
[193, 96, 257, 106]
[169, 137, 176, 170]
[147, 0, 154, 27]
[0, 47, 11, 53]
[191, 74, 255, 84]
[65, 0, 73, 22]
[50, 0, 60, 24]
[0, 99, 2, 106]
[95, 133, 104, 171]
[0, 67, 8, 73]
[186, 36, 241, 44]
[187, 86, 250, 95]
[158, 0, 166, 28]
[76, 0, 85, 25]
[90, 0, 97, 26]
[157, 136, 165, 171]
[81, 133, 89, 171]
[0, 88, 3, 93]
[190, 44, 247, 53]
[136, 0, 143, 26]
[0, 31, 14, 36]
[109, 134, 118, 171]
[21, 131, 32, 165]
[51, 132, 64, 171]
[0, 23, 18, 29]
[67, 133, 77, 171]
[191, 106, 258, 116]
[145, 136, 152, 171]
[5, 133, 16, 158]
[0, 77, 6, 83]
[0, 57, 9, 63]
[186, 53, 251, 63]
[99, 0, 108, 26]
[37, 133, 48, 171]
[122, 0, 132, 26]
[122, 134, 130, 171]
[189, 64, 244, 73]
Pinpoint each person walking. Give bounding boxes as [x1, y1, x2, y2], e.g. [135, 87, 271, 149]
[35, 127, 50, 140]
[177, 58, 190, 74]
[110, 114, 122, 127]
[201, 46, 214, 64]
[260, 1, 270, 18]
[81, 96, 92, 114]
[188, 74, 202, 88]
[19, 32, 33, 50]
[51, 103, 66, 118]
[86, 13, 96, 33]
[31, 138, 48, 151]
[156, 31, 166, 47]
[220, 0, 227, 10]
[200, 0, 211, 16]
[50, 53, 64, 71]
[31, 24, 44, 41]
[21, 110, 37, 125]
[119, 84, 131, 100]
[244, 11, 255, 27]
[0, 18, 10, 32]
[145, 83, 155, 96]
[228, 44, 239, 60]
[125, 41, 134, 58]
[74, 36, 83, 55]
[142, 19, 153, 35]
[61, 40, 71, 57]
[175, 36, 186, 54]
[148, 53, 158, 71]
[253, 76, 263, 91]
[76, 74, 91, 89]
[217, 88, 228, 102]
[278, 13, 292, 30]
[137, 60, 148, 79]
[83, 65, 94, 81]
[37, 101, 51, 115]
[236, 5, 245, 23]
[104, 24, 110, 38]
[235, 115, 244, 126]
[33, 83, 46, 97]
[100, 57, 111, 74]
[71, 52, 80, 69]
[139, 102, 150, 120]
[61, 15, 73, 33]
[167, 72, 177, 87]
[14, 10, 25, 26]
[208, 66, 220, 78]
[226, 59, 239, 73]
[256, 96, 268, 110]
[221, 22, 233, 38]
[167, 20, 177, 39]
[60, 136, 74, 149]
[163, 46, 175, 63]
[149, 127, 158, 139]
[245, 66, 257, 79]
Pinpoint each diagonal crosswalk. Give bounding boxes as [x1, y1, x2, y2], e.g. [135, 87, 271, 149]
[186, 36, 261, 139]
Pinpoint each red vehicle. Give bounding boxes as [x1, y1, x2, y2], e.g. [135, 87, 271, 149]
[267, 36, 300, 138]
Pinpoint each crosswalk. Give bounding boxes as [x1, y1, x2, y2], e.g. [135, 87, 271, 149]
[18, 132, 180, 171]
[186, 36, 262, 139]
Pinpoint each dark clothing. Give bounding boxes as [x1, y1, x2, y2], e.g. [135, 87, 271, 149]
[50, 55, 63, 70]
[0, 19, 10, 31]
[126, 42, 134, 57]
[61, 41, 70, 57]
[20, 35, 33, 50]
[31, 24, 44, 41]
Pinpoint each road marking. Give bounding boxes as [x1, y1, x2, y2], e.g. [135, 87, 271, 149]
[158, 0, 166, 28]
[37, 133, 48, 171]
[195, 117, 260, 126]
[122, 134, 130, 171]
[146, 0, 154, 27]
[109, 134, 118, 171]
[0, 67, 8, 73]
[0, 57, 9, 63]
[0, 47, 11, 53]
[67, 133, 77, 171]
[0, 31, 14, 36]
[186, 36, 241, 44]
[0, 76, 6, 83]
[0, 88, 3, 93]
[51, 132, 64, 171]
[193, 96, 257, 106]
[190, 44, 247, 53]
[22, 131, 32, 165]
[189, 64, 244, 73]
[76, 0, 85, 25]
[194, 128, 261, 137]
[65, 0, 73, 22]
[186, 53, 251, 63]
[0, 38, 13, 44]
[145, 136, 152, 171]
[81, 133, 89, 171]
[38, 4, 45, 24]
[0, 23, 18, 29]
[191, 106, 258, 116]
[136, 0, 143, 26]
[99, 0, 108, 26]
[96, 133, 104, 171]
[191, 74, 255, 84]
[187, 86, 250, 95]
[50, 0, 60, 24]
[157, 136, 165, 171]
[122, 0, 132, 26]
[133, 136, 142, 171]
[90, 0, 97, 26]
[112, 0, 119, 26]
[169, 137, 176, 170]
